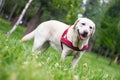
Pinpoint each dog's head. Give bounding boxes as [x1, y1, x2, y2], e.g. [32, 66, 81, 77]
[73, 17, 95, 40]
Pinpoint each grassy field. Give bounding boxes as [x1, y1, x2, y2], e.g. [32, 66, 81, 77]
[0, 19, 120, 80]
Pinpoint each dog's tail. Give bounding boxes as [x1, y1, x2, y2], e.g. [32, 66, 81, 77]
[21, 30, 35, 42]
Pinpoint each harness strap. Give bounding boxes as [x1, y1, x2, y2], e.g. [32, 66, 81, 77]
[60, 27, 89, 51]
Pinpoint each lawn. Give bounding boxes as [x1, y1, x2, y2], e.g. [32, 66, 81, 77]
[0, 19, 120, 80]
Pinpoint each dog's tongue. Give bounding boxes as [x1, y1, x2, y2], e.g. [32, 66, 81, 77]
[80, 35, 86, 40]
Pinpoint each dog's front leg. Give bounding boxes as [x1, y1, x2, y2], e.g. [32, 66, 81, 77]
[61, 50, 68, 61]
[72, 51, 84, 68]
[61, 44, 71, 61]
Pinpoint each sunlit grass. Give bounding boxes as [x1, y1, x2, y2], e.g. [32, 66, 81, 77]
[0, 19, 120, 80]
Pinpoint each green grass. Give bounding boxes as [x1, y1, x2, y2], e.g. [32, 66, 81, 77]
[0, 19, 120, 80]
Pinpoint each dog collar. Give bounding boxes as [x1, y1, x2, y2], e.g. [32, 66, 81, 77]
[60, 27, 89, 51]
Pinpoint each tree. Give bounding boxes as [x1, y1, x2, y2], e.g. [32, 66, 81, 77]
[83, 0, 103, 52]
[7, 0, 32, 36]
[24, 0, 49, 34]
[24, 0, 83, 35]
[100, 0, 120, 65]
[8, 2, 18, 21]
[0, 0, 5, 13]
[24, 6, 43, 34]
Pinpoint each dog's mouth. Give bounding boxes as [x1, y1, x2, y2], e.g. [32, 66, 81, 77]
[77, 30, 87, 40]
[80, 33, 87, 40]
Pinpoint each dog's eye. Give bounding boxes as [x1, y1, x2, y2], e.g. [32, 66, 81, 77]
[81, 23, 85, 25]
[90, 26, 92, 29]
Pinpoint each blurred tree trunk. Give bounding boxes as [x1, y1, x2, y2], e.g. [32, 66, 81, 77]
[108, 51, 116, 65]
[0, 10, 3, 17]
[24, 7, 43, 35]
[0, 0, 4, 18]
[7, 0, 32, 36]
[11, 13, 20, 25]
[8, 2, 18, 21]
[96, 44, 103, 59]
[87, 40, 94, 52]
[104, 48, 109, 57]
[96, 48, 102, 59]
[0, 0, 5, 13]
[11, 5, 25, 25]
[109, 58, 113, 65]
[0, 0, 2, 6]
[114, 56, 118, 64]
[113, 51, 119, 64]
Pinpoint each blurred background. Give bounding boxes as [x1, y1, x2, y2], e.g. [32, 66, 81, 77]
[0, 0, 120, 80]
[0, 0, 120, 79]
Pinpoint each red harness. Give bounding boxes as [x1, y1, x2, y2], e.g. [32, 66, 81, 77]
[60, 27, 89, 51]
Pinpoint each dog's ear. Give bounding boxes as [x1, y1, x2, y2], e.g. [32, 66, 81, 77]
[73, 20, 79, 29]
[91, 27, 95, 36]
[73, 14, 83, 29]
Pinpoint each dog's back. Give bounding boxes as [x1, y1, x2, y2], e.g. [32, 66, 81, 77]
[21, 20, 69, 42]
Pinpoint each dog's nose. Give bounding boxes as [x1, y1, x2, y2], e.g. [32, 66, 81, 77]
[83, 31, 88, 35]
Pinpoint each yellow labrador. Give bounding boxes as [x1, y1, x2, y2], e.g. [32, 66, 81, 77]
[21, 17, 95, 68]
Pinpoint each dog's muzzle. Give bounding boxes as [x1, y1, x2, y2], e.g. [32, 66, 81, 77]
[77, 29, 88, 40]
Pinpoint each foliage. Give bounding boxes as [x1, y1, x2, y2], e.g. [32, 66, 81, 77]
[100, 0, 120, 56]
[65, 0, 83, 24]
[1, 0, 83, 24]
[0, 18, 120, 80]
[83, 0, 120, 60]
[84, 0, 103, 26]
[3, 0, 27, 17]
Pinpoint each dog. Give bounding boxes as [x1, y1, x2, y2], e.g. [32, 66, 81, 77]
[21, 17, 95, 68]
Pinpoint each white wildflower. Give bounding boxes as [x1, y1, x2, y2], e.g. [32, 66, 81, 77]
[83, 63, 88, 68]
[73, 75, 79, 80]
[47, 57, 50, 62]
[5, 46, 9, 51]
[54, 63, 59, 67]
[38, 62, 42, 67]
[23, 61, 29, 65]
[31, 53, 36, 57]
[64, 68, 68, 71]
[31, 53, 38, 59]
[103, 74, 109, 79]
[41, 62, 44, 65]
[5, 46, 9, 49]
